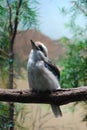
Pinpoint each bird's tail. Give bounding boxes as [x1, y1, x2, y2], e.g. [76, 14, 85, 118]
[51, 104, 62, 117]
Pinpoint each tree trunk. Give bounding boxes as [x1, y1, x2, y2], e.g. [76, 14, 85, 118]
[8, 103, 14, 130]
[8, 44, 14, 130]
[9, 52, 14, 89]
[7, 1, 22, 129]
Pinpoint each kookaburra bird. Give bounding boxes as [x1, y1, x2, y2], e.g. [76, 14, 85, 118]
[27, 40, 62, 117]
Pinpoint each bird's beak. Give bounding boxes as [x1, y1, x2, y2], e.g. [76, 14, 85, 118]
[30, 40, 39, 50]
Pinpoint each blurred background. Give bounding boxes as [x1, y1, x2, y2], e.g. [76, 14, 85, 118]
[0, 0, 87, 130]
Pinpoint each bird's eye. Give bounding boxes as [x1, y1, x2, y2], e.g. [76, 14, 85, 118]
[38, 45, 47, 57]
[38, 45, 44, 52]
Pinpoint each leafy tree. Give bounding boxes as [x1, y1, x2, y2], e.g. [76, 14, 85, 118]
[0, 0, 38, 83]
[59, 0, 87, 123]
[59, 0, 87, 87]
[0, 103, 9, 130]
[60, 40, 87, 88]
[0, 0, 38, 130]
[0, 102, 28, 130]
[60, 0, 87, 38]
[59, 0, 87, 84]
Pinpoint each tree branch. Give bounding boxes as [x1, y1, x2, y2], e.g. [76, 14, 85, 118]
[12, 0, 22, 44]
[71, 1, 87, 15]
[0, 86, 87, 106]
[7, 0, 13, 34]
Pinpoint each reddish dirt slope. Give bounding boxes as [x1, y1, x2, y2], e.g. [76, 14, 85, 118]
[14, 29, 66, 61]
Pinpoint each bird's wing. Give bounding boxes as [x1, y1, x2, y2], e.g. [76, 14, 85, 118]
[44, 58, 60, 81]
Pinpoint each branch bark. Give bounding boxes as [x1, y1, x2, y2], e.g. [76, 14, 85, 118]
[0, 86, 87, 106]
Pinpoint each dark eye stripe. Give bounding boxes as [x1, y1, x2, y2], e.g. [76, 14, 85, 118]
[38, 45, 47, 57]
[38, 45, 44, 51]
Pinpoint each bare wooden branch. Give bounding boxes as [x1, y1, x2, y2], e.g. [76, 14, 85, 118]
[0, 86, 87, 106]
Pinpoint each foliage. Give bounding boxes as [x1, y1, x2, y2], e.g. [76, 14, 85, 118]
[59, 0, 87, 123]
[0, 103, 28, 130]
[59, 0, 87, 88]
[0, 0, 38, 30]
[0, 103, 60, 130]
[0, 103, 9, 130]
[60, 39, 87, 88]
[0, 0, 38, 81]
[60, 0, 87, 38]
[0, 2, 9, 81]
[0, 0, 38, 129]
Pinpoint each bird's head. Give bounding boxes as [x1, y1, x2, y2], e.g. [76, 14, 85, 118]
[30, 40, 48, 57]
